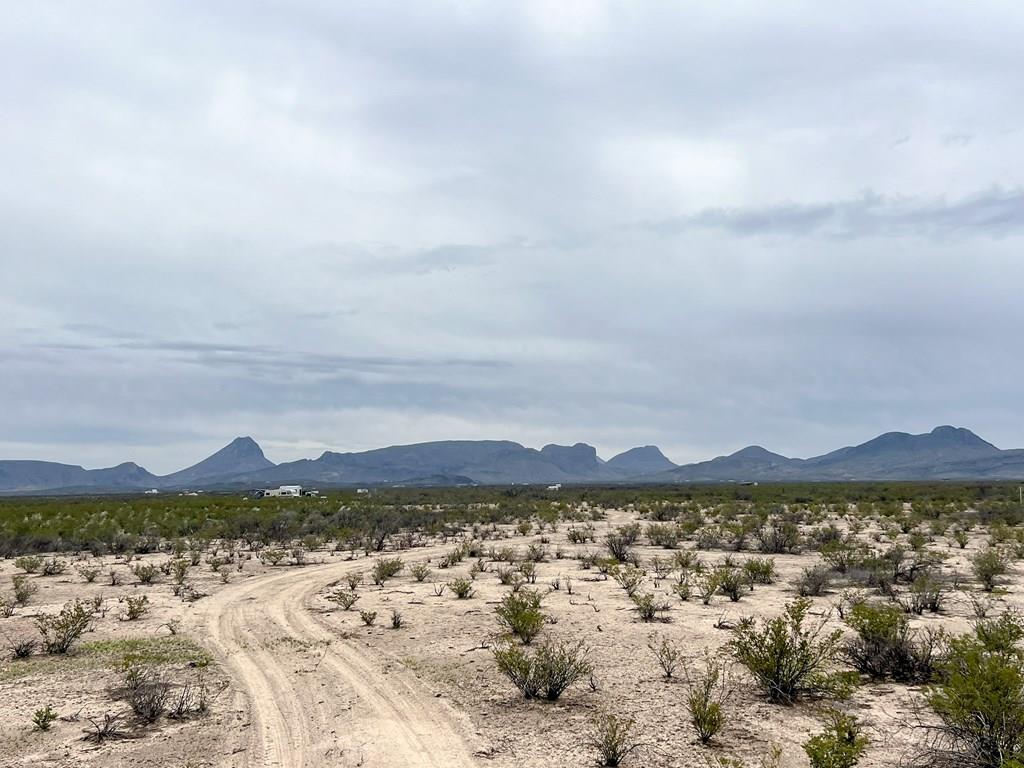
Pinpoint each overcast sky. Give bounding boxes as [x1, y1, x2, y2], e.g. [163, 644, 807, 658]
[3, 2, 1024, 473]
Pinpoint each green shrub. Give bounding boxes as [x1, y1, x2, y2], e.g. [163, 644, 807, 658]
[32, 704, 57, 731]
[685, 655, 729, 743]
[371, 557, 404, 586]
[326, 590, 360, 610]
[448, 576, 475, 599]
[743, 557, 776, 587]
[843, 601, 942, 683]
[14, 555, 42, 574]
[756, 522, 800, 554]
[40, 557, 67, 576]
[130, 562, 159, 584]
[493, 639, 592, 700]
[796, 565, 833, 597]
[590, 713, 640, 766]
[35, 600, 92, 654]
[611, 564, 645, 597]
[632, 592, 669, 622]
[495, 589, 546, 644]
[971, 548, 1009, 592]
[730, 598, 849, 704]
[12, 574, 37, 605]
[649, 635, 681, 678]
[716, 567, 744, 602]
[803, 710, 868, 768]
[360, 610, 377, 626]
[410, 563, 432, 582]
[926, 620, 1024, 767]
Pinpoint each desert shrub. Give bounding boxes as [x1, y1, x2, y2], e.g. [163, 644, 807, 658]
[260, 548, 286, 566]
[973, 611, 1024, 655]
[35, 600, 91, 654]
[41, 557, 67, 576]
[902, 574, 945, 615]
[567, 526, 590, 544]
[0, 596, 14, 618]
[632, 592, 669, 622]
[518, 561, 539, 584]
[371, 557, 404, 586]
[605, 533, 634, 563]
[76, 564, 101, 583]
[12, 575, 38, 605]
[730, 598, 849, 704]
[697, 573, 719, 605]
[390, 609, 404, 629]
[346, 572, 364, 591]
[843, 602, 942, 683]
[673, 575, 692, 602]
[327, 590, 360, 610]
[121, 595, 150, 621]
[130, 562, 159, 584]
[14, 555, 42, 574]
[128, 672, 170, 723]
[410, 562, 432, 582]
[971, 548, 1010, 592]
[649, 635, 682, 678]
[820, 542, 867, 574]
[803, 710, 868, 768]
[685, 655, 730, 743]
[448, 576, 475, 599]
[925, 619, 1024, 768]
[716, 567, 744, 602]
[590, 713, 640, 766]
[953, 529, 970, 549]
[81, 713, 125, 743]
[647, 523, 681, 549]
[8, 635, 37, 658]
[612, 564, 646, 597]
[796, 565, 833, 597]
[360, 610, 377, 626]
[167, 674, 211, 719]
[744, 557, 776, 587]
[756, 522, 800, 554]
[495, 589, 546, 644]
[32, 704, 57, 731]
[493, 639, 592, 701]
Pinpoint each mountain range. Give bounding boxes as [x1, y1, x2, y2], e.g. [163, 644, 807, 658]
[1, 426, 1022, 494]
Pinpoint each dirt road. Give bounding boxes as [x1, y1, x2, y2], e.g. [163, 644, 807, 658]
[191, 550, 479, 768]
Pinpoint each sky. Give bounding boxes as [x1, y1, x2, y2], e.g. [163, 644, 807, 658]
[3, 1, 1024, 474]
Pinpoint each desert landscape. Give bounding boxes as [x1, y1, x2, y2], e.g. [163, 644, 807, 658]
[1, 485, 1021, 768]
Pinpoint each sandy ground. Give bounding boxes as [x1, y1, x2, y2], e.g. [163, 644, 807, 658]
[0, 507, 1015, 767]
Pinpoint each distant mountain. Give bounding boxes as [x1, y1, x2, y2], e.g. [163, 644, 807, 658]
[606, 446, 677, 475]
[654, 426, 1022, 483]
[0, 460, 159, 494]
[160, 436, 275, 486]
[2, 426, 1023, 494]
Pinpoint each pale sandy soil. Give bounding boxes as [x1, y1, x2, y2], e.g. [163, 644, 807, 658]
[0, 507, 1016, 768]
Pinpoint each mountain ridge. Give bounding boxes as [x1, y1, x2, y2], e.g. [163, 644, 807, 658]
[2, 425, 1023, 494]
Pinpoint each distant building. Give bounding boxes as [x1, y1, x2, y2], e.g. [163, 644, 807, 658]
[144, 488, 159, 495]
[255, 485, 303, 498]
[547, 483, 562, 491]
[356, 488, 370, 495]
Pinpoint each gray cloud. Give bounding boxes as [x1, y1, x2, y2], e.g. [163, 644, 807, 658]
[3, 2, 1024, 472]
[644, 188, 1024, 239]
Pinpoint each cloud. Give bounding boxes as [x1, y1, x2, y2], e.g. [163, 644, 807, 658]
[3, 2, 1024, 471]
[643, 188, 1024, 240]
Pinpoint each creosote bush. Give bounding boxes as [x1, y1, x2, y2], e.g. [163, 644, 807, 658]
[35, 600, 91, 654]
[371, 557, 404, 586]
[684, 655, 730, 743]
[448, 576, 475, 599]
[843, 601, 942, 683]
[730, 598, 850, 704]
[649, 635, 682, 679]
[495, 589, 546, 644]
[924, 613, 1024, 768]
[590, 713, 641, 767]
[493, 639, 592, 701]
[803, 710, 868, 768]
[970, 548, 1010, 592]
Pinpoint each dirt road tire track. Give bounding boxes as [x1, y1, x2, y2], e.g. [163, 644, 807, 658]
[190, 549, 479, 767]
